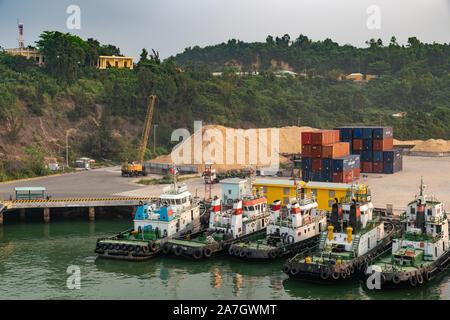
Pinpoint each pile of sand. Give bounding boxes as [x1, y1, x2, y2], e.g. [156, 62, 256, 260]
[411, 139, 450, 152]
[150, 125, 316, 172]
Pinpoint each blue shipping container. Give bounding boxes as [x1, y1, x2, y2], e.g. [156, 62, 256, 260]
[352, 150, 361, 155]
[322, 158, 333, 171]
[321, 170, 333, 182]
[334, 127, 353, 140]
[362, 139, 373, 151]
[302, 157, 312, 170]
[353, 127, 363, 139]
[373, 127, 394, 139]
[312, 171, 322, 182]
[332, 154, 360, 172]
[362, 127, 374, 139]
[373, 150, 383, 162]
[362, 150, 373, 162]
[302, 170, 311, 182]
[383, 149, 403, 163]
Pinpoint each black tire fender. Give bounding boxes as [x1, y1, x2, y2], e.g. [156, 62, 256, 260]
[204, 247, 212, 258]
[331, 271, 340, 280]
[228, 246, 234, 255]
[320, 268, 330, 280]
[282, 264, 291, 274]
[417, 272, 424, 285]
[425, 271, 432, 282]
[149, 242, 157, 252]
[290, 265, 300, 276]
[409, 275, 418, 287]
[392, 274, 401, 284]
[193, 248, 203, 260]
[174, 246, 183, 256]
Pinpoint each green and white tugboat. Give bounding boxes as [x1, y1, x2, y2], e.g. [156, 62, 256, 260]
[95, 171, 204, 261]
[228, 192, 328, 261]
[161, 177, 272, 260]
[364, 178, 449, 288]
[283, 184, 395, 282]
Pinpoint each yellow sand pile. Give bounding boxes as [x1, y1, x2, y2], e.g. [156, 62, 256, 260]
[411, 139, 450, 152]
[150, 125, 316, 172]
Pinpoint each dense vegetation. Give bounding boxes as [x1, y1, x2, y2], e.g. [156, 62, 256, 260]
[0, 31, 449, 180]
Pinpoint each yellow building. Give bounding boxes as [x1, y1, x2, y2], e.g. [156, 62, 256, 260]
[5, 48, 44, 65]
[253, 178, 368, 211]
[253, 179, 306, 206]
[345, 73, 364, 81]
[97, 56, 134, 70]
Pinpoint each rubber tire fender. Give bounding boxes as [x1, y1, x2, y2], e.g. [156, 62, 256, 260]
[409, 275, 418, 287]
[174, 246, 183, 256]
[320, 268, 330, 280]
[228, 246, 234, 255]
[233, 247, 241, 257]
[204, 247, 212, 258]
[282, 264, 291, 274]
[193, 248, 203, 260]
[392, 274, 401, 284]
[416, 272, 424, 285]
[269, 250, 277, 259]
[331, 271, 340, 280]
[162, 243, 172, 254]
[239, 249, 247, 258]
[290, 265, 300, 276]
[345, 267, 351, 277]
[349, 265, 355, 274]
[149, 241, 157, 252]
[425, 271, 432, 282]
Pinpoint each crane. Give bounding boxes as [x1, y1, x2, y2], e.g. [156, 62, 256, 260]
[121, 94, 156, 177]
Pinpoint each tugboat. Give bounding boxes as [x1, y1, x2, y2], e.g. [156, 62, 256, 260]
[94, 170, 204, 261]
[283, 184, 395, 282]
[161, 177, 272, 260]
[228, 192, 328, 261]
[364, 178, 449, 288]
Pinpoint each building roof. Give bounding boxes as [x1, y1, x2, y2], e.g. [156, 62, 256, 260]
[99, 55, 134, 59]
[220, 178, 247, 184]
[15, 187, 46, 191]
[304, 181, 360, 190]
[253, 178, 303, 187]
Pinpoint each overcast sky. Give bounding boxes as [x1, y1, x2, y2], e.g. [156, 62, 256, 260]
[0, 0, 449, 59]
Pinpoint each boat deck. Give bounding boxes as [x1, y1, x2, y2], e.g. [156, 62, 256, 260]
[371, 254, 434, 273]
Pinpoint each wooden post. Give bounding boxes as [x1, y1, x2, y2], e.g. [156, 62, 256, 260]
[43, 208, 50, 223]
[20, 208, 26, 221]
[89, 207, 95, 221]
[0, 213, 3, 225]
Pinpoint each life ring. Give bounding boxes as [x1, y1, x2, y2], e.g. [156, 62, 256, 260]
[290, 265, 300, 276]
[283, 264, 291, 274]
[425, 271, 432, 282]
[193, 248, 203, 259]
[204, 247, 212, 258]
[416, 272, 424, 284]
[331, 271, 340, 280]
[320, 269, 330, 280]
[174, 246, 183, 256]
[409, 275, 417, 287]
[228, 246, 235, 255]
[392, 274, 401, 284]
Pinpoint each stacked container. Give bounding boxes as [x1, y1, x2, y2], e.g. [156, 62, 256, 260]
[301, 130, 358, 183]
[334, 126, 402, 174]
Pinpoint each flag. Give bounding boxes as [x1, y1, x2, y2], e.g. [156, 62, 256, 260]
[170, 167, 174, 175]
[294, 179, 296, 186]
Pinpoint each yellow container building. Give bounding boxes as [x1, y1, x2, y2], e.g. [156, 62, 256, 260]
[97, 56, 134, 70]
[252, 179, 305, 206]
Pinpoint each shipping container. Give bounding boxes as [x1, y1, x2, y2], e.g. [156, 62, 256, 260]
[312, 158, 322, 171]
[332, 169, 355, 183]
[301, 132, 313, 145]
[302, 144, 312, 157]
[302, 170, 311, 182]
[312, 171, 322, 182]
[373, 127, 393, 139]
[373, 162, 384, 173]
[321, 142, 350, 159]
[383, 148, 403, 163]
[353, 127, 363, 139]
[301, 157, 312, 170]
[383, 159, 402, 174]
[332, 154, 360, 172]
[361, 150, 373, 162]
[311, 130, 340, 145]
[311, 145, 322, 158]
[353, 139, 363, 151]
[294, 160, 301, 168]
[341, 138, 352, 152]
[362, 127, 374, 139]
[334, 127, 353, 140]
[343, 169, 354, 183]
[361, 161, 373, 173]
[322, 158, 333, 172]
[321, 170, 333, 182]
[332, 172, 343, 183]
[362, 139, 373, 151]
[373, 137, 394, 151]
[373, 150, 383, 162]
[352, 150, 361, 155]
[353, 167, 360, 178]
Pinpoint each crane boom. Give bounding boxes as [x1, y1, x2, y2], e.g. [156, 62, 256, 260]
[138, 95, 156, 164]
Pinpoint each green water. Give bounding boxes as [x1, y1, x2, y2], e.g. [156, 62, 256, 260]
[0, 220, 448, 300]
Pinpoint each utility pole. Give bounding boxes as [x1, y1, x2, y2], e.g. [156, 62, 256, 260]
[66, 130, 69, 168]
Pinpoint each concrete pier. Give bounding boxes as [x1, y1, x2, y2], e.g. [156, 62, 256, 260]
[43, 208, 50, 223]
[89, 207, 95, 221]
[19, 208, 26, 221]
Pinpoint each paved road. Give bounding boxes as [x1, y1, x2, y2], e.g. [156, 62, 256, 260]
[0, 167, 150, 199]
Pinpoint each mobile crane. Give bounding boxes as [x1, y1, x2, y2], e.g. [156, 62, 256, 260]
[121, 94, 156, 177]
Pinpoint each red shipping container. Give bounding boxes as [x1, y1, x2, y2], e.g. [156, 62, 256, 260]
[312, 158, 322, 171]
[301, 132, 313, 145]
[302, 144, 312, 157]
[322, 142, 350, 158]
[353, 139, 363, 151]
[311, 145, 322, 158]
[373, 138, 394, 151]
[332, 172, 343, 183]
[361, 161, 373, 173]
[353, 167, 360, 178]
[311, 130, 340, 146]
[373, 162, 384, 173]
[343, 170, 353, 183]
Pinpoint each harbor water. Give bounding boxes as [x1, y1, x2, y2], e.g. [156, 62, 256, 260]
[0, 219, 448, 300]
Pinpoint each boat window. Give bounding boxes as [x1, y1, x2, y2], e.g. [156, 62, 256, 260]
[284, 188, 290, 195]
[249, 206, 255, 211]
[427, 208, 432, 216]
[329, 190, 335, 197]
[410, 207, 415, 214]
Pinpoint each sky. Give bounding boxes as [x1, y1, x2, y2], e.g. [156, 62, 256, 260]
[0, 0, 449, 59]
